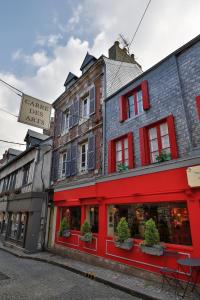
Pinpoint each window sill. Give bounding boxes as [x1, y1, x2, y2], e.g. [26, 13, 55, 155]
[122, 112, 145, 124]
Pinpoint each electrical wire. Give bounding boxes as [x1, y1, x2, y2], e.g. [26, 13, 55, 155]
[0, 107, 18, 118]
[0, 139, 25, 146]
[107, 0, 152, 95]
[0, 78, 22, 97]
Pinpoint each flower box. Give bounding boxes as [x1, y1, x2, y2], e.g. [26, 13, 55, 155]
[140, 244, 164, 256]
[115, 238, 133, 250]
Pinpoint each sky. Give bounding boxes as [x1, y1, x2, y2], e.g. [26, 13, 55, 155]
[0, 0, 200, 156]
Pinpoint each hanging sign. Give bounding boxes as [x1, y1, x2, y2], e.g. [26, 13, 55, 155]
[18, 94, 52, 130]
[186, 166, 200, 187]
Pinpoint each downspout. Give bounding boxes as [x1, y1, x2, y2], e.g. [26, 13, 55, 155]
[102, 63, 107, 175]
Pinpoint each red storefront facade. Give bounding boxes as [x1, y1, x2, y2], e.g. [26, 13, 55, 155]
[54, 158, 200, 275]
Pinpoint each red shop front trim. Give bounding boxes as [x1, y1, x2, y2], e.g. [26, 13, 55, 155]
[54, 166, 200, 275]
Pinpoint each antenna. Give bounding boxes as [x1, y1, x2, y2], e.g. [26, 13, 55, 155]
[119, 34, 130, 54]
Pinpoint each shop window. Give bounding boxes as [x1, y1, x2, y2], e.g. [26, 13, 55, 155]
[61, 207, 81, 231]
[8, 213, 20, 240]
[119, 80, 149, 122]
[86, 206, 99, 233]
[0, 212, 8, 235]
[139, 115, 178, 166]
[107, 201, 192, 246]
[108, 132, 134, 173]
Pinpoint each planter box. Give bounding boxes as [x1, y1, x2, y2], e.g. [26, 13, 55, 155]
[62, 230, 71, 238]
[140, 244, 164, 256]
[80, 233, 93, 243]
[115, 238, 133, 250]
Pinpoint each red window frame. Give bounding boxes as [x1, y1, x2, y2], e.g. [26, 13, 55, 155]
[108, 132, 134, 173]
[139, 115, 178, 166]
[119, 80, 150, 122]
[196, 96, 200, 120]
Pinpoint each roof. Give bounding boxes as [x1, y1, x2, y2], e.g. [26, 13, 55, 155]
[7, 148, 22, 157]
[64, 72, 78, 87]
[80, 52, 97, 71]
[105, 33, 200, 101]
[24, 129, 49, 142]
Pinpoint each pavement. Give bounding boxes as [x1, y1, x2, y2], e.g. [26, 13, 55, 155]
[0, 241, 198, 300]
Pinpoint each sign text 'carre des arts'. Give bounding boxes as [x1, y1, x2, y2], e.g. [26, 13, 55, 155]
[18, 94, 52, 130]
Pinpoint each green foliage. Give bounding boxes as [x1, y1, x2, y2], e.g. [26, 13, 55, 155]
[143, 219, 160, 247]
[81, 220, 91, 235]
[116, 217, 130, 242]
[156, 151, 171, 163]
[59, 217, 70, 236]
[117, 163, 129, 172]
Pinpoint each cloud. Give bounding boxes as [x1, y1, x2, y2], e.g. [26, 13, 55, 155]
[66, 4, 83, 31]
[12, 49, 49, 67]
[35, 33, 63, 47]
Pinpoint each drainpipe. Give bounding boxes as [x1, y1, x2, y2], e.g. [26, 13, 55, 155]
[102, 63, 107, 175]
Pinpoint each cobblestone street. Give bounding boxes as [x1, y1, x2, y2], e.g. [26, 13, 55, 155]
[0, 250, 140, 300]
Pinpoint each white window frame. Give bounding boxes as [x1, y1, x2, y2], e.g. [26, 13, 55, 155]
[79, 142, 88, 173]
[80, 96, 90, 124]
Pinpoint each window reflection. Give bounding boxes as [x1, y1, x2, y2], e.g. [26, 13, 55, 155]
[61, 207, 81, 231]
[107, 202, 192, 246]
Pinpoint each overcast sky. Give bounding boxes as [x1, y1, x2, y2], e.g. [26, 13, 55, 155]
[0, 0, 200, 156]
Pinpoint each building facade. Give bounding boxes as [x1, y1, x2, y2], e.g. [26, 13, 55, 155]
[0, 130, 52, 253]
[52, 36, 200, 275]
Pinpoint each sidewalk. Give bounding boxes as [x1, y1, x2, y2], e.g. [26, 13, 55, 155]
[0, 241, 197, 300]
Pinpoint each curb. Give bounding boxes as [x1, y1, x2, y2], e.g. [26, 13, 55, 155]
[0, 246, 160, 300]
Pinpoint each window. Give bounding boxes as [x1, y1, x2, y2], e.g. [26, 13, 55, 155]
[196, 96, 200, 119]
[61, 110, 69, 135]
[80, 142, 88, 173]
[107, 202, 192, 246]
[86, 206, 99, 233]
[61, 152, 67, 178]
[119, 80, 149, 122]
[148, 122, 170, 163]
[108, 132, 134, 174]
[140, 115, 178, 166]
[60, 207, 81, 231]
[81, 97, 89, 120]
[22, 163, 30, 186]
[116, 137, 129, 169]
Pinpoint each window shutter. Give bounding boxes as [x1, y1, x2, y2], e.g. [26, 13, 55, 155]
[65, 146, 71, 177]
[69, 104, 74, 128]
[119, 95, 127, 122]
[89, 86, 96, 115]
[141, 80, 150, 110]
[55, 110, 62, 136]
[196, 96, 200, 120]
[127, 132, 134, 169]
[139, 127, 149, 166]
[167, 115, 178, 159]
[73, 98, 79, 126]
[87, 134, 96, 170]
[108, 140, 116, 174]
[71, 143, 77, 176]
[52, 150, 60, 181]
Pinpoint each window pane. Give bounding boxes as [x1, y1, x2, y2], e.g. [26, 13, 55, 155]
[161, 135, 170, 149]
[128, 95, 134, 118]
[116, 150, 122, 162]
[107, 202, 192, 245]
[160, 123, 168, 136]
[124, 138, 128, 149]
[136, 90, 143, 114]
[116, 141, 122, 151]
[124, 148, 128, 160]
[150, 139, 158, 151]
[61, 207, 81, 231]
[151, 151, 159, 163]
[149, 127, 157, 140]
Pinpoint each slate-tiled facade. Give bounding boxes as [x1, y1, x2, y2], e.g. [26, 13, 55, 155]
[105, 37, 200, 172]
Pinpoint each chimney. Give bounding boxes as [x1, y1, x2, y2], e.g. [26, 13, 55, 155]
[108, 41, 141, 68]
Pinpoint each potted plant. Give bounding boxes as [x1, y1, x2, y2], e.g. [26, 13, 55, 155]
[117, 163, 129, 172]
[140, 218, 164, 256]
[114, 217, 133, 250]
[156, 151, 171, 163]
[80, 220, 93, 242]
[59, 216, 71, 238]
